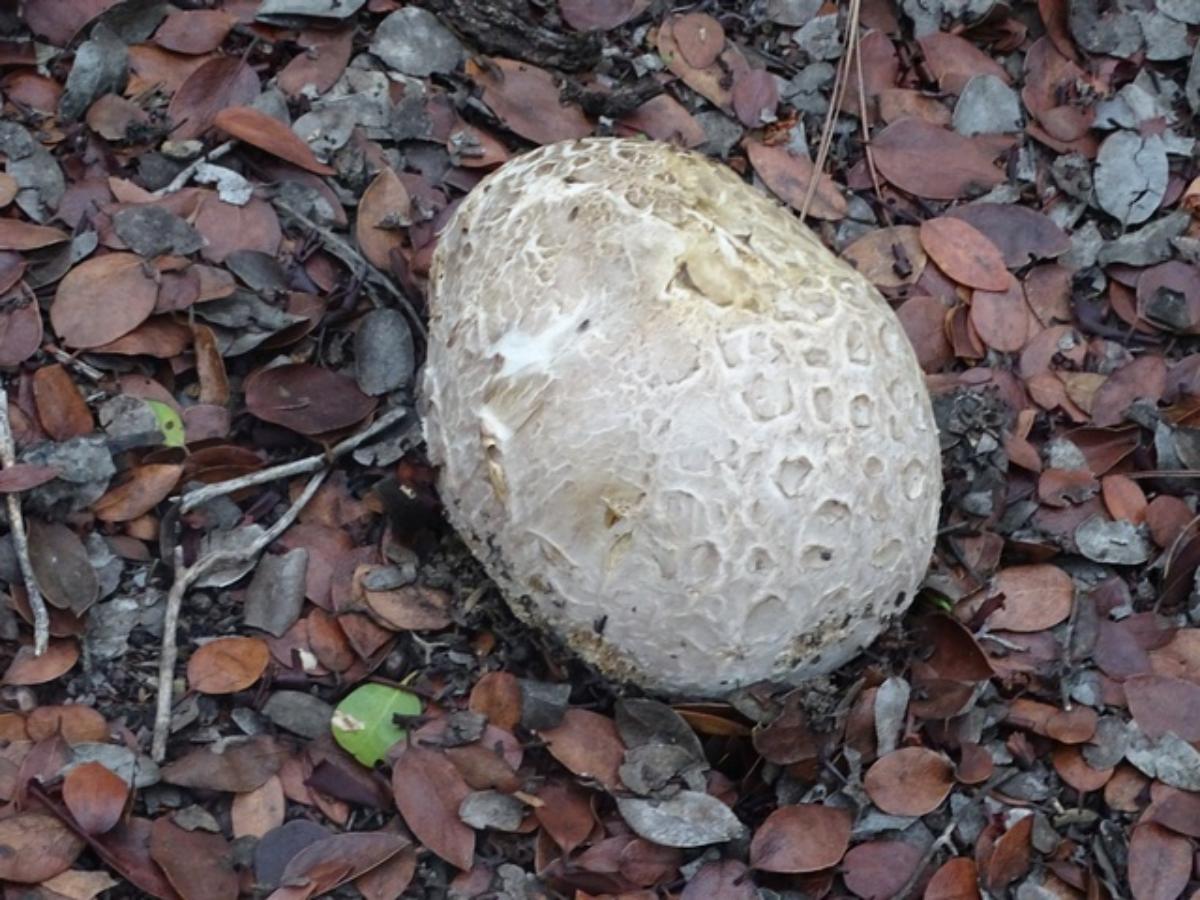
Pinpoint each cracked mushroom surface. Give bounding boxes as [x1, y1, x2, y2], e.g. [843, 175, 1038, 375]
[420, 137, 941, 696]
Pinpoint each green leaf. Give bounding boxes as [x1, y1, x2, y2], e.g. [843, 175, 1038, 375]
[331, 683, 422, 767]
[145, 400, 185, 448]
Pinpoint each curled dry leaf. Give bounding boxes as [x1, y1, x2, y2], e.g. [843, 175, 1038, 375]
[872, 118, 1005, 199]
[63, 760, 129, 835]
[391, 745, 475, 871]
[0, 219, 68, 250]
[0, 812, 86, 883]
[2, 639, 79, 685]
[863, 747, 954, 816]
[1051, 745, 1113, 793]
[51, 253, 159, 349]
[920, 217, 1010, 291]
[245, 363, 377, 436]
[986, 564, 1074, 632]
[537, 708, 626, 792]
[749, 804, 851, 873]
[187, 636, 270, 695]
[744, 139, 847, 220]
[362, 581, 452, 632]
[356, 168, 410, 271]
[214, 106, 333, 176]
[466, 58, 591, 146]
[93, 464, 183, 522]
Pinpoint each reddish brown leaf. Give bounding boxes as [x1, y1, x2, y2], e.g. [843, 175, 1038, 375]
[681, 859, 756, 899]
[1146, 495, 1194, 549]
[1051, 745, 1112, 793]
[26, 704, 109, 744]
[1145, 787, 1200, 838]
[731, 68, 778, 128]
[92, 817, 183, 900]
[362, 581, 452, 632]
[970, 277, 1032, 353]
[925, 858, 981, 900]
[744, 139, 847, 220]
[0, 812, 86, 883]
[1005, 698, 1097, 743]
[561, 0, 649, 31]
[355, 168, 410, 271]
[231, 776, 286, 839]
[1091, 356, 1167, 427]
[466, 58, 591, 146]
[1128, 822, 1191, 900]
[153, 9, 235, 55]
[537, 708, 626, 792]
[469, 671, 522, 732]
[896, 295, 953, 372]
[872, 119, 1005, 200]
[214, 106, 333, 175]
[985, 815, 1032, 890]
[844, 225, 928, 287]
[355, 844, 418, 900]
[944, 204, 1070, 268]
[920, 217, 1010, 291]
[0, 294, 44, 367]
[534, 778, 595, 854]
[864, 747, 954, 816]
[149, 817, 238, 900]
[63, 761, 129, 835]
[1101, 473, 1148, 524]
[1125, 674, 1200, 741]
[673, 13, 725, 68]
[278, 28, 354, 98]
[168, 56, 260, 141]
[0, 219, 68, 250]
[194, 195, 281, 264]
[51, 253, 159, 348]
[160, 736, 287, 793]
[391, 745, 475, 871]
[749, 804, 851, 873]
[918, 32, 1011, 95]
[279, 831, 410, 895]
[920, 616, 994, 682]
[32, 363, 93, 441]
[187, 636, 270, 695]
[2, 639, 79, 685]
[95, 316, 193, 357]
[843, 840, 923, 900]
[93, 464, 182, 522]
[986, 564, 1074, 632]
[655, 16, 749, 111]
[245, 363, 377, 436]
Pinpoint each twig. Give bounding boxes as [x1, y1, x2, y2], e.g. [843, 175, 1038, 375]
[152, 468, 329, 761]
[154, 139, 237, 197]
[0, 386, 49, 655]
[180, 405, 411, 514]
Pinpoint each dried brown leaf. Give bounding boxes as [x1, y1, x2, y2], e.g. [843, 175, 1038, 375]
[391, 745, 474, 871]
[864, 747, 954, 816]
[64, 761, 129, 835]
[744, 139, 847, 220]
[245, 363, 377, 436]
[52, 253, 159, 349]
[749, 804, 851, 873]
[214, 106, 333, 175]
[187, 636, 270, 695]
[920, 217, 1010, 291]
[0, 812, 86, 883]
[537, 708, 626, 791]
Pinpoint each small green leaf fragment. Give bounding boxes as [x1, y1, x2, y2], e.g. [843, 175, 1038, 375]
[145, 400, 185, 448]
[331, 683, 422, 767]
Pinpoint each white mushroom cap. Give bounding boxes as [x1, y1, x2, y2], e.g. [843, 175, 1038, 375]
[420, 137, 941, 696]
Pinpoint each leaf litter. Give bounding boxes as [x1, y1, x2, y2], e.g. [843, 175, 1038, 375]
[0, 0, 1198, 897]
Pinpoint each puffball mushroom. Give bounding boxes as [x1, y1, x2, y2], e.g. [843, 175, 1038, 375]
[419, 137, 941, 697]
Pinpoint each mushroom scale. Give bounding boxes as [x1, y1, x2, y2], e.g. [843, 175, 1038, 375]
[420, 137, 941, 697]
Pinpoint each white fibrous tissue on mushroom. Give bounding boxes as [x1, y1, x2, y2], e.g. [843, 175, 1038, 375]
[419, 137, 941, 697]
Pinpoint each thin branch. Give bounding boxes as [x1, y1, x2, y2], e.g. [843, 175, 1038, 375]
[153, 140, 237, 197]
[180, 405, 411, 514]
[853, 17, 890, 226]
[152, 468, 329, 761]
[0, 386, 49, 655]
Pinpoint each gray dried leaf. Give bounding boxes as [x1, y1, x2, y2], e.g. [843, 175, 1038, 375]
[370, 7, 463, 77]
[99, 395, 161, 444]
[766, 0, 823, 25]
[69, 741, 160, 789]
[113, 206, 203, 257]
[459, 790, 526, 832]
[26, 519, 99, 615]
[0, 122, 65, 223]
[194, 524, 266, 588]
[519, 679, 570, 731]
[1075, 517, 1153, 566]
[1159, 0, 1200, 23]
[243, 548, 309, 637]
[1125, 724, 1200, 791]
[952, 75, 1023, 135]
[22, 436, 115, 515]
[94, 0, 169, 43]
[86, 533, 123, 600]
[619, 743, 706, 796]
[262, 690, 334, 739]
[192, 291, 305, 353]
[59, 24, 129, 121]
[293, 104, 359, 159]
[615, 698, 705, 762]
[1134, 10, 1192, 60]
[874, 677, 910, 757]
[1188, 43, 1200, 114]
[355, 309, 415, 396]
[1097, 211, 1191, 266]
[1094, 131, 1167, 225]
[225, 250, 287, 295]
[793, 14, 842, 60]
[1082, 716, 1130, 770]
[86, 596, 142, 661]
[257, 0, 367, 22]
[617, 791, 746, 848]
[1069, 0, 1143, 58]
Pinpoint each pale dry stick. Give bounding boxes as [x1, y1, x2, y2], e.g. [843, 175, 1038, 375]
[0, 386, 50, 655]
[179, 405, 411, 514]
[800, 0, 864, 221]
[152, 467, 329, 761]
[153, 139, 237, 197]
[852, 18, 890, 226]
